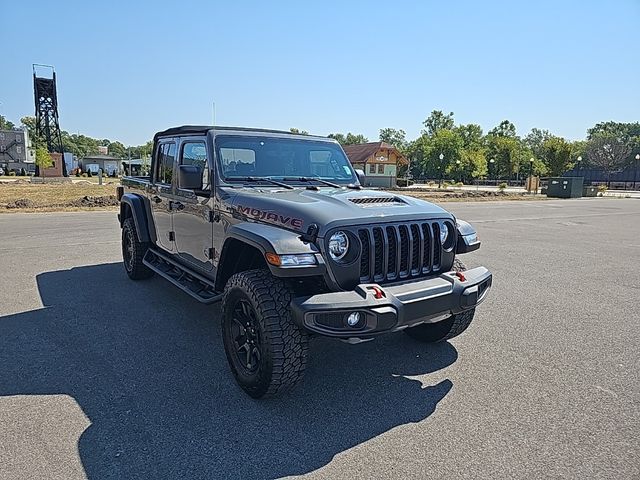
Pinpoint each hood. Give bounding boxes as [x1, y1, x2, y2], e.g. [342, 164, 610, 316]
[226, 187, 452, 236]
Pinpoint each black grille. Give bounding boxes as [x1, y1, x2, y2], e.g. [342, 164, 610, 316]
[315, 312, 345, 329]
[357, 222, 448, 284]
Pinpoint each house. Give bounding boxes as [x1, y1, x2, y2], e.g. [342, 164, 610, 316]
[342, 142, 409, 187]
[0, 129, 36, 174]
[79, 154, 121, 175]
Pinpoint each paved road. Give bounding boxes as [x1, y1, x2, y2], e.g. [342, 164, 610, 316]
[1, 198, 638, 480]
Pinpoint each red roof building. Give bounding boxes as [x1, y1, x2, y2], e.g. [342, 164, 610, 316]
[342, 142, 409, 187]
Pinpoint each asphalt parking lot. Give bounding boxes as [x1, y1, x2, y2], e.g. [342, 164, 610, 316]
[1, 198, 638, 480]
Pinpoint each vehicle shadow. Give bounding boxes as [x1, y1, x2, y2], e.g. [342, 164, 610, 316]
[0, 262, 458, 480]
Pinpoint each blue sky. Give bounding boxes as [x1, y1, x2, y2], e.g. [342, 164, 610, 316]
[1, 0, 638, 145]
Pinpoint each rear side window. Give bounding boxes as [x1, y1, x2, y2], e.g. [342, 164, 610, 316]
[156, 142, 176, 184]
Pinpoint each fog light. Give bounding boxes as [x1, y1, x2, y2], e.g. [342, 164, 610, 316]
[346, 312, 362, 327]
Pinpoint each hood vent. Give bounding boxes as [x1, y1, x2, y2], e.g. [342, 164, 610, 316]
[348, 196, 407, 206]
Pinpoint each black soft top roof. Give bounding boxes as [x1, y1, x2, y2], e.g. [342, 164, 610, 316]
[153, 125, 329, 141]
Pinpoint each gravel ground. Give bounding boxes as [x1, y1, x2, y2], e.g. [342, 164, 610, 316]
[0, 198, 638, 480]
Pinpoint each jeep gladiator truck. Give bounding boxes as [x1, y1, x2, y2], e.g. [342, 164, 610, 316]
[118, 126, 492, 398]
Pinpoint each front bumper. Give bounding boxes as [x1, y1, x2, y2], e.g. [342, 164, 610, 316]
[291, 266, 492, 338]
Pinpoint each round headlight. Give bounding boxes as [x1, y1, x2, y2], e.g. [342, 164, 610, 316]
[440, 224, 449, 244]
[328, 231, 349, 261]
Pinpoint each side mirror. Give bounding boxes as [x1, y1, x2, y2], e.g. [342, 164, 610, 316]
[355, 168, 366, 185]
[178, 164, 203, 190]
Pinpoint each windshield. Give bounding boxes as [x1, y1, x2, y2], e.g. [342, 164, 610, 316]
[215, 135, 357, 185]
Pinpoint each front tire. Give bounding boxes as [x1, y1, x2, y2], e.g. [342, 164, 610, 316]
[221, 270, 309, 398]
[122, 217, 153, 280]
[403, 258, 475, 343]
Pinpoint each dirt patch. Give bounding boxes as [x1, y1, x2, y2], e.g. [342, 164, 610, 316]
[67, 195, 119, 207]
[390, 189, 546, 202]
[6, 198, 37, 209]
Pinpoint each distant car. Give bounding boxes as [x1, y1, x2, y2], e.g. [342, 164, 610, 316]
[118, 125, 493, 398]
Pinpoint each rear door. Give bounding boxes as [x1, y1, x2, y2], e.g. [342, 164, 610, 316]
[150, 140, 176, 251]
[172, 137, 214, 271]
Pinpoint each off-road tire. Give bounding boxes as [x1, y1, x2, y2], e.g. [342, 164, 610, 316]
[403, 258, 476, 343]
[221, 269, 309, 398]
[122, 217, 153, 280]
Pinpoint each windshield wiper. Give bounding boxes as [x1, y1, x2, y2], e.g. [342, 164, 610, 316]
[282, 177, 342, 188]
[228, 176, 294, 190]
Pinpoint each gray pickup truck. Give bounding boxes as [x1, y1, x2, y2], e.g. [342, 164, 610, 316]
[118, 125, 492, 398]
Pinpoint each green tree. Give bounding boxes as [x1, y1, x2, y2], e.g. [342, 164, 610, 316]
[0, 115, 16, 130]
[35, 147, 53, 177]
[379, 128, 407, 150]
[327, 132, 368, 145]
[289, 128, 309, 135]
[586, 134, 631, 186]
[524, 128, 552, 160]
[422, 110, 455, 136]
[421, 129, 464, 186]
[107, 141, 127, 159]
[486, 135, 521, 178]
[587, 121, 640, 167]
[488, 120, 517, 138]
[455, 123, 484, 149]
[541, 136, 573, 176]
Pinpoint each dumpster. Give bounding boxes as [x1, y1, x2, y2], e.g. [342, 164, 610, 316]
[582, 185, 598, 197]
[546, 177, 584, 198]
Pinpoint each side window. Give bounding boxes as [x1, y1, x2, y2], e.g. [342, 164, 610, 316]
[155, 142, 176, 184]
[378, 164, 385, 174]
[180, 141, 210, 189]
[369, 164, 376, 174]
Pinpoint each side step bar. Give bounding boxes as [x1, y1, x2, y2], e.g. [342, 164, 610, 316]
[143, 248, 222, 304]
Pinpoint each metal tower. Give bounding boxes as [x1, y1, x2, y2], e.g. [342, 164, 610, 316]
[33, 64, 67, 176]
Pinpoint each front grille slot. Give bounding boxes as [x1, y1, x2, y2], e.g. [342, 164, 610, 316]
[357, 221, 445, 284]
[358, 230, 370, 278]
[398, 225, 409, 277]
[372, 227, 384, 281]
[432, 222, 442, 269]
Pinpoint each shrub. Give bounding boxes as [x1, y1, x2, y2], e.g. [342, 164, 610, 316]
[8, 171, 16, 176]
[20, 168, 26, 176]
[81, 173, 88, 178]
[455, 181, 464, 187]
[597, 184, 607, 193]
[498, 182, 508, 191]
[87, 170, 93, 178]
[75, 171, 81, 177]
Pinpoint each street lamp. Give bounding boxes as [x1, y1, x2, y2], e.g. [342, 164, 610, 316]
[635, 154, 640, 189]
[528, 157, 535, 194]
[489, 158, 495, 184]
[438, 153, 444, 188]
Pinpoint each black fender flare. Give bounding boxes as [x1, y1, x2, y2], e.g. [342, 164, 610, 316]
[219, 222, 325, 281]
[455, 219, 481, 254]
[119, 194, 155, 244]
[225, 222, 320, 256]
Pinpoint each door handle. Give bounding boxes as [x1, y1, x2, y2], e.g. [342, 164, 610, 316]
[152, 195, 162, 204]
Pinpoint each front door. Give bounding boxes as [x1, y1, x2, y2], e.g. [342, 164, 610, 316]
[172, 138, 214, 271]
[150, 141, 177, 251]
